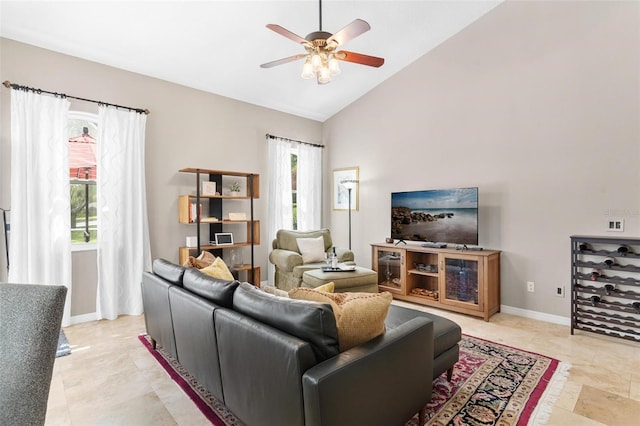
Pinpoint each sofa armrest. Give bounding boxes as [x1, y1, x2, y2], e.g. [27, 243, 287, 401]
[302, 317, 434, 426]
[269, 248, 303, 272]
[335, 247, 354, 262]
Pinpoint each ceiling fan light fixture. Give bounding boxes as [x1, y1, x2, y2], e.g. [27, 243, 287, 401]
[328, 55, 341, 76]
[261, 0, 384, 85]
[301, 59, 314, 79]
[317, 66, 331, 84]
[311, 52, 323, 71]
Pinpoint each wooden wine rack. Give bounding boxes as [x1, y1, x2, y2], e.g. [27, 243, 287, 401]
[571, 235, 640, 343]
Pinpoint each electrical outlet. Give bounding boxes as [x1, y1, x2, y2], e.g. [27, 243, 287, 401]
[555, 286, 565, 297]
[527, 281, 535, 292]
[607, 218, 624, 232]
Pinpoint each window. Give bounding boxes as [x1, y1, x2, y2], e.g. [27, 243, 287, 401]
[68, 112, 98, 244]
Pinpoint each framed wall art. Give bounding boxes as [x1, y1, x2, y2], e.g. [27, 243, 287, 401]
[332, 167, 359, 211]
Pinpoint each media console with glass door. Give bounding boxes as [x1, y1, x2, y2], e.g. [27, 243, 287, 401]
[177, 168, 260, 285]
[371, 243, 501, 321]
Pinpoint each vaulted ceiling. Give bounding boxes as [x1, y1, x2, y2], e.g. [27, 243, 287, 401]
[0, 1, 502, 121]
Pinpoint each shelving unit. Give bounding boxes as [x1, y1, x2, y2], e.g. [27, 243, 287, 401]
[372, 243, 501, 321]
[570, 235, 640, 342]
[178, 168, 260, 284]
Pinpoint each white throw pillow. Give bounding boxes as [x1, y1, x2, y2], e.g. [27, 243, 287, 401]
[296, 236, 326, 264]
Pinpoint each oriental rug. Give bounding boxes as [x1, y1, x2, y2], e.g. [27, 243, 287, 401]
[138, 334, 570, 426]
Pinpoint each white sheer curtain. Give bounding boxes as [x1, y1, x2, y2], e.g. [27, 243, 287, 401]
[96, 106, 151, 320]
[267, 136, 293, 285]
[296, 143, 322, 230]
[8, 90, 72, 326]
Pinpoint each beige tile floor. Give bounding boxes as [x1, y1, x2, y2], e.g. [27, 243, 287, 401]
[46, 302, 640, 425]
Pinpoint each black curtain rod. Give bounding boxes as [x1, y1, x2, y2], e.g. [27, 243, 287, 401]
[266, 133, 324, 148]
[2, 80, 150, 115]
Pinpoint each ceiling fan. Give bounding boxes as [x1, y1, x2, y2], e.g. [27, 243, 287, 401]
[260, 0, 384, 85]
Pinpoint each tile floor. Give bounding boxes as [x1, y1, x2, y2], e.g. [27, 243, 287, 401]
[46, 302, 640, 425]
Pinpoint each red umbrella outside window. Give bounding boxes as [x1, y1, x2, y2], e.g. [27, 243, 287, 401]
[69, 127, 96, 180]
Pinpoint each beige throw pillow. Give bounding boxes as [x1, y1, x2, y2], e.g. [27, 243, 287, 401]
[289, 288, 393, 351]
[262, 285, 290, 298]
[199, 257, 235, 281]
[182, 250, 216, 268]
[296, 236, 326, 264]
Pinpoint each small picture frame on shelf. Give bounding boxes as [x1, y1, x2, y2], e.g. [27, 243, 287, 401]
[214, 232, 234, 246]
[202, 181, 216, 196]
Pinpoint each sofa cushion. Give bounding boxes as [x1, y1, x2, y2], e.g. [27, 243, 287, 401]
[233, 283, 339, 361]
[182, 268, 239, 308]
[296, 236, 326, 264]
[153, 258, 186, 286]
[385, 305, 461, 358]
[199, 257, 234, 281]
[289, 288, 393, 352]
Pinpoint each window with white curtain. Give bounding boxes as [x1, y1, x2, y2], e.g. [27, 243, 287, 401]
[267, 135, 322, 285]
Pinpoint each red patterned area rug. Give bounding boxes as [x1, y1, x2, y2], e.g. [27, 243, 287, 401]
[139, 334, 570, 426]
[411, 335, 571, 426]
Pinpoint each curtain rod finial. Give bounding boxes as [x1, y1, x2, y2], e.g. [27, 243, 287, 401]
[3, 81, 12, 88]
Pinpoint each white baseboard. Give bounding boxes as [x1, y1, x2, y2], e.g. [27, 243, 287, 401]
[500, 305, 570, 326]
[70, 312, 97, 325]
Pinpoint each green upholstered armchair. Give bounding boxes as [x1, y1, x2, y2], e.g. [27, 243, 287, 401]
[268, 228, 354, 291]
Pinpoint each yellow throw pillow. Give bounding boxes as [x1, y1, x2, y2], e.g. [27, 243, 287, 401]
[289, 288, 392, 351]
[199, 257, 234, 281]
[314, 282, 335, 293]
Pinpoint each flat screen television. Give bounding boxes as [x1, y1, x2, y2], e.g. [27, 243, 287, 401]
[391, 187, 478, 246]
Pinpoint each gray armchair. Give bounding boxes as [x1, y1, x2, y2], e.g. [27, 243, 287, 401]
[268, 228, 354, 291]
[0, 283, 67, 426]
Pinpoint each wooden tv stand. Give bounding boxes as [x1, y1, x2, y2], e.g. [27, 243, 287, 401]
[371, 243, 501, 321]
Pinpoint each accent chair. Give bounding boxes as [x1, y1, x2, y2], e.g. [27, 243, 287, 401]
[0, 283, 67, 426]
[268, 228, 354, 291]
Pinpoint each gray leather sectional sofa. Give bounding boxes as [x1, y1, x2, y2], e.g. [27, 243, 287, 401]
[141, 259, 461, 426]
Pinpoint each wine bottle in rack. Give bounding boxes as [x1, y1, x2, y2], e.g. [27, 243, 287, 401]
[590, 295, 600, 306]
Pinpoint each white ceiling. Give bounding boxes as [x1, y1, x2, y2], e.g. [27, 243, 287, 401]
[0, 1, 502, 122]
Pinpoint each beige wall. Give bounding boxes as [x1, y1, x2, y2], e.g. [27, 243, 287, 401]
[2, 0, 639, 321]
[0, 38, 323, 313]
[324, 0, 640, 319]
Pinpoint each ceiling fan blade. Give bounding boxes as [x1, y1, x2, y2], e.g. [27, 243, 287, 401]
[266, 24, 310, 45]
[336, 50, 384, 68]
[260, 54, 307, 68]
[327, 19, 371, 46]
